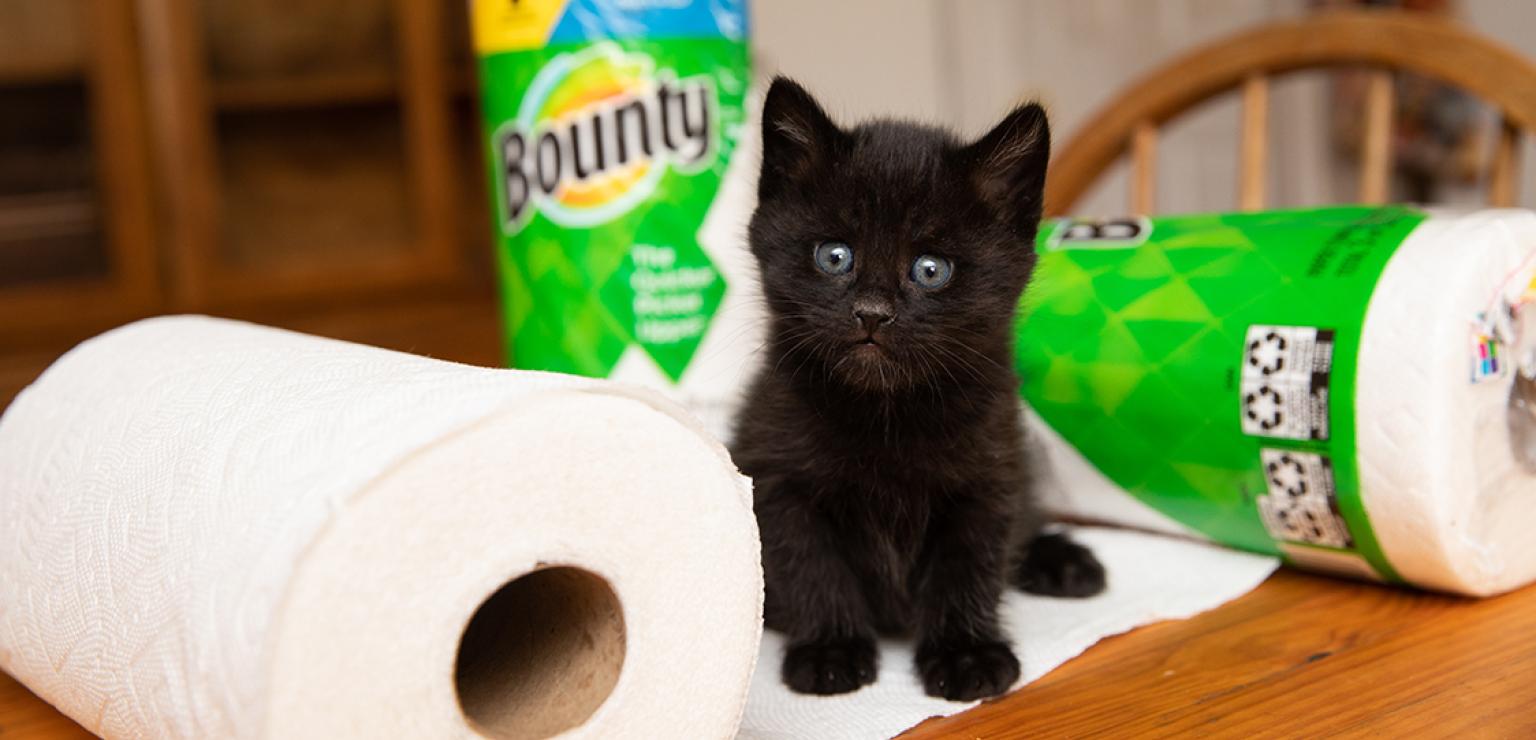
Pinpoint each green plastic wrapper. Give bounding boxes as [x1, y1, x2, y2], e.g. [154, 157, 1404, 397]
[1020, 206, 1536, 594]
[473, 0, 751, 406]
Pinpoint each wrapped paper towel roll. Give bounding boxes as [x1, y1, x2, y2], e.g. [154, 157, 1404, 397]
[1018, 207, 1536, 596]
[473, 0, 765, 442]
[0, 316, 762, 739]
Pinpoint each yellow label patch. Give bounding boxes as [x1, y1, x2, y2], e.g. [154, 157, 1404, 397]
[471, 0, 569, 54]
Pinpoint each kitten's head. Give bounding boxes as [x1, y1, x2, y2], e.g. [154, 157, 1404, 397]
[748, 76, 1049, 394]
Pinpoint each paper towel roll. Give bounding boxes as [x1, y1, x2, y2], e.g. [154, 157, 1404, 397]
[1355, 210, 1536, 595]
[1026, 209, 1536, 596]
[0, 316, 763, 739]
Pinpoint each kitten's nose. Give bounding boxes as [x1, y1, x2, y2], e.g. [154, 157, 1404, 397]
[853, 301, 896, 335]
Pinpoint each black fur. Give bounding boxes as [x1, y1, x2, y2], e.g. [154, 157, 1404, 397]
[730, 77, 1106, 701]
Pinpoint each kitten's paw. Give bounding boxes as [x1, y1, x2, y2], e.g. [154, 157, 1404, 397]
[781, 638, 877, 695]
[916, 640, 1020, 701]
[1016, 532, 1107, 597]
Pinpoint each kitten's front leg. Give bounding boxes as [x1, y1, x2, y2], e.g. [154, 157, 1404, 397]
[756, 484, 879, 695]
[913, 500, 1020, 701]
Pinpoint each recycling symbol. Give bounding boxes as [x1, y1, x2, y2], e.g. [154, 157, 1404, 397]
[1301, 510, 1324, 538]
[1247, 332, 1287, 375]
[1266, 454, 1308, 497]
[1244, 386, 1284, 430]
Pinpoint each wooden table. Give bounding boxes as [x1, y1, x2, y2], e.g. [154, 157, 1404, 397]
[907, 570, 1536, 737]
[5, 568, 1535, 737]
[3, 297, 1535, 737]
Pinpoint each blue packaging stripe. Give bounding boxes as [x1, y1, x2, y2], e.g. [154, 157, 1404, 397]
[548, 0, 750, 44]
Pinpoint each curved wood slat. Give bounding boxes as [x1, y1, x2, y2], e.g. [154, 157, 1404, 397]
[1359, 71, 1394, 204]
[1131, 122, 1157, 214]
[1239, 74, 1269, 211]
[1047, 9, 1536, 215]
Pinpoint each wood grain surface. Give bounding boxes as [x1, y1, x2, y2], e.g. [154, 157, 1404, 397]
[3, 297, 1535, 737]
[5, 568, 1535, 738]
[906, 570, 1536, 738]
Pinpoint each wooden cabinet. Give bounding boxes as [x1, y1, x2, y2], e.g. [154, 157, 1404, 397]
[0, 0, 490, 347]
[0, 0, 158, 342]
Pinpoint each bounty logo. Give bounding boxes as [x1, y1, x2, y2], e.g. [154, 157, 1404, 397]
[496, 43, 716, 233]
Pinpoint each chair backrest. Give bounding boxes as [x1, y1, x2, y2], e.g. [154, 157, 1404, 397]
[1045, 9, 1536, 216]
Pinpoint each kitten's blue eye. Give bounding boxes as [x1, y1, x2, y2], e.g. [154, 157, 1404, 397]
[814, 241, 854, 276]
[911, 254, 953, 288]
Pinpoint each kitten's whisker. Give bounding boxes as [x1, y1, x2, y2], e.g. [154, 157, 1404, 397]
[930, 342, 990, 386]
[916, 344, 961, 390]
[771, 331, 821, 376]
[950, 340, 1009, 371]
[789, 336, 832, 384]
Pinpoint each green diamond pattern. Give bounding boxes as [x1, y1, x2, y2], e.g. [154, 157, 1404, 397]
[484, 35, 749, 384]
[599, 238, 726, 382]
[1017, 207, 1426, 558]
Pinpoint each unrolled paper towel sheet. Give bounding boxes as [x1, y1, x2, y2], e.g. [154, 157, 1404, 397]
[739, 528, 1277, 739]
[0, 316, 764, 739]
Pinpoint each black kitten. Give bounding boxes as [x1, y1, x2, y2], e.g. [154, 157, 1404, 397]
[730, 77, 1106, 702]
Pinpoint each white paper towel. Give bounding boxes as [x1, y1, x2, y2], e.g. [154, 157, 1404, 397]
[0, 316, 763, 739]
[738, 527, 1277, 739]
[1354, 210, 1536, 595]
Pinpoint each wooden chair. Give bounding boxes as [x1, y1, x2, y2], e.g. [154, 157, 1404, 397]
[1046, 9, 1536, 216]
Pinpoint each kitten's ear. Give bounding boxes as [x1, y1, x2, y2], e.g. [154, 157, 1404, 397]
[967, 102, 1051, 229]
[759, 76, 841, 198]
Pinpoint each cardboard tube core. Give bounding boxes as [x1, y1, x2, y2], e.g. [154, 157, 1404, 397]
[454, 567, 626, 739]
[1511, 372, 1536, 474]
